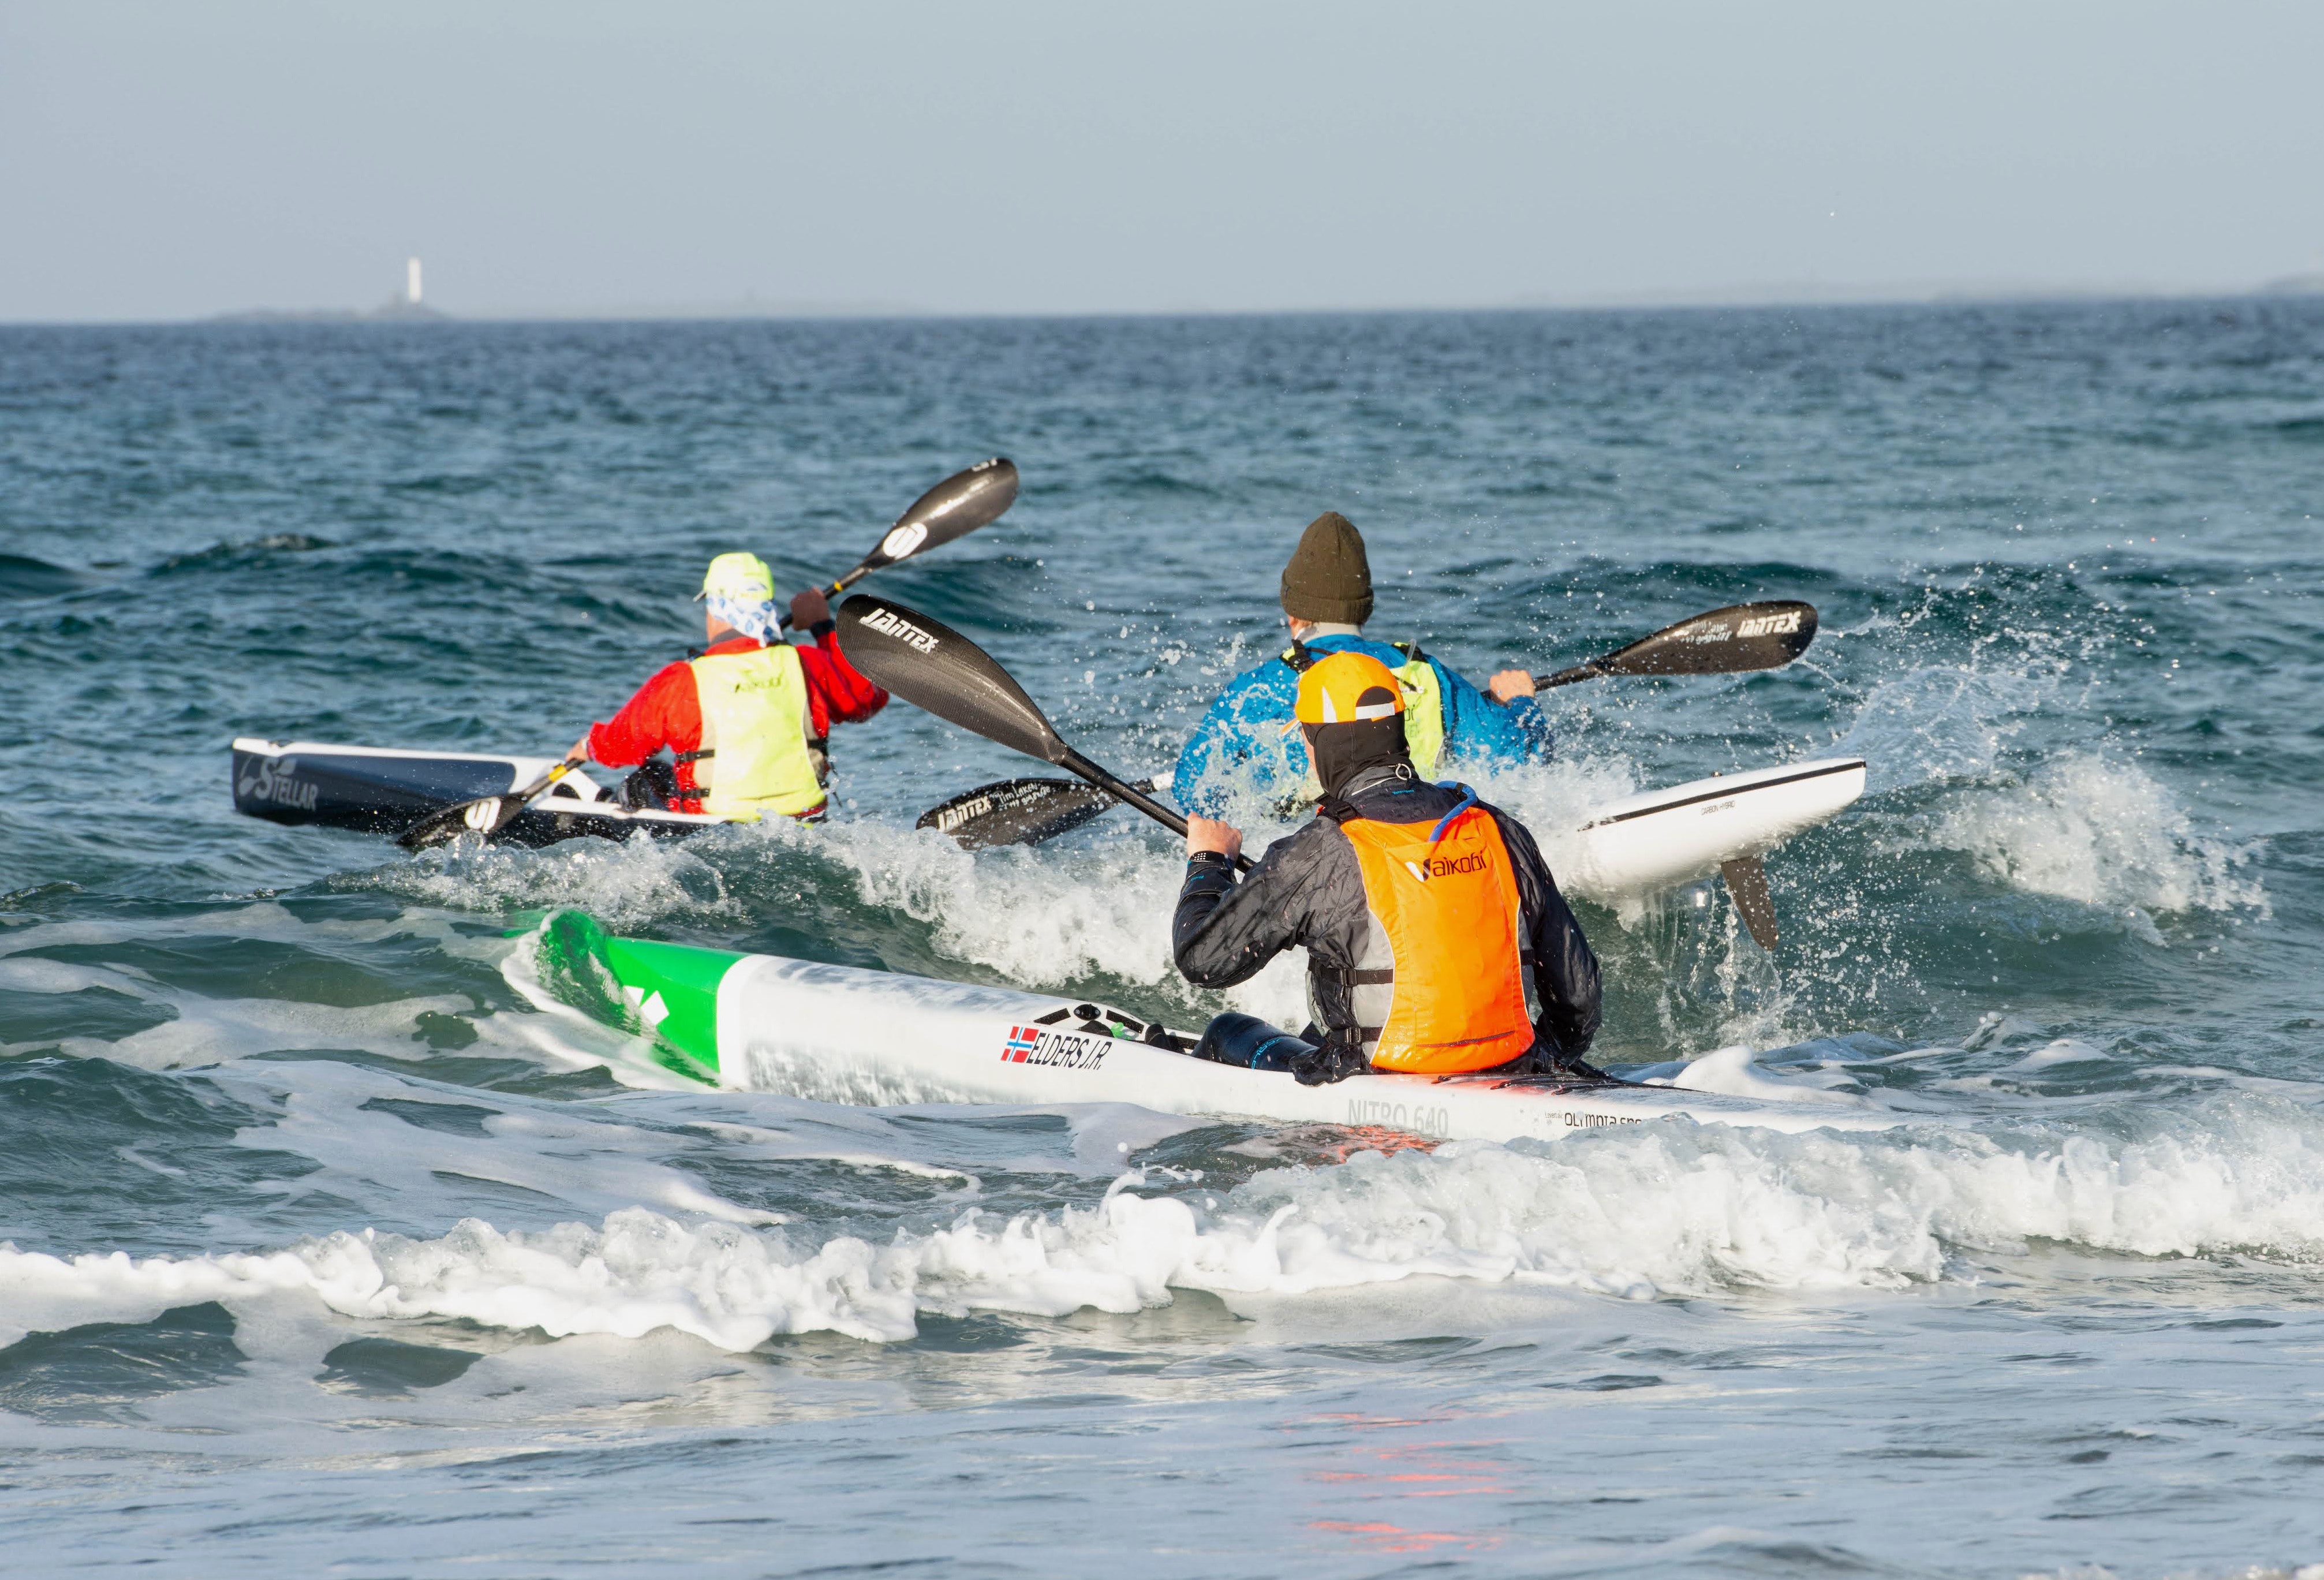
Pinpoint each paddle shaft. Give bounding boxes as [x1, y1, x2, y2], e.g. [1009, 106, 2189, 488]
[524, 756, 587, 803]
[1533, 661, 1611, 690]
[836, 590, 1251, 872]
[776, 562, 870, 630]
[1056, 749, 1253, 873]
[826, 561, 880, 597]
[776, 459, 1018, 630]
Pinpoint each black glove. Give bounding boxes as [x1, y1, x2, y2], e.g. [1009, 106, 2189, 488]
[1290, 1039, 1369, 1086]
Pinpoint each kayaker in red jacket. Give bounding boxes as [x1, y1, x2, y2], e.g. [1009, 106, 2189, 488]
[568, 552, 888, 821]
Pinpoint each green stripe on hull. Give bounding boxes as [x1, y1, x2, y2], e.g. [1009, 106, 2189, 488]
[532, 910, 739, 1084]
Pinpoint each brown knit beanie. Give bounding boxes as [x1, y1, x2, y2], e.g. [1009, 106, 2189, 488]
[1278, 511, 1373, 626]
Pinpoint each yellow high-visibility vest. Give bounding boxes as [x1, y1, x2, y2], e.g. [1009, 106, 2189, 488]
[688, 644, 825, 819]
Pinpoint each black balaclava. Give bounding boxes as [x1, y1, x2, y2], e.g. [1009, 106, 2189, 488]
[1304, 716, 1411, 802]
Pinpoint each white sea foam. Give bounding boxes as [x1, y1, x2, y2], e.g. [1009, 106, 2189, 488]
[1919, 753, 2265, 923]
[1631, 1043, 1870, 1104]
[0, 898, 649, 1094]
[12, 1095, 2323, 1351]
[2007, 1037, 2111, 1073]
[806, 749, 1646, 1031]
[360, 828, 748, 933]
[2028, 1567, 2324, 1580]
[0, 905, 545, 1071]
[219, 1059, 791, 1228]
[1829, 653, 2061, 793]
[1449, 750, 1643, 881]
[812, 819, 1312, 1026]
[0, 901, 484, 959]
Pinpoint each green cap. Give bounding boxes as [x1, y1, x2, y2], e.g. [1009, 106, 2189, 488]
[697, 551, 777, 603]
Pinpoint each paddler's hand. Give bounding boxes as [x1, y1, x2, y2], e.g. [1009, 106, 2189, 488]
[1488, 669, 1536, 702]
[569, 734, 594, 764]
[1186, 817, 1243, 865]
[790, 588, 831, 630]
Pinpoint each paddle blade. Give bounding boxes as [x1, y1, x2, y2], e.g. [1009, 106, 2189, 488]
[398, 797, 498, 850]
[917, 777, 1117, 850]
[860, 457, 1018, 571]
[1601, 601, 1816, 677]
[838, 594, 1067, 764]
[395, 757, 582, 851]
[1539, 601, 1817, 688]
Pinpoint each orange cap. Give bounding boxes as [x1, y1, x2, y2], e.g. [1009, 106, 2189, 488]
[1294, 651, 1406, 726]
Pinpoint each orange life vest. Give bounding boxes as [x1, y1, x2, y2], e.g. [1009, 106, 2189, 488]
[1339, 803, 1535, 1074]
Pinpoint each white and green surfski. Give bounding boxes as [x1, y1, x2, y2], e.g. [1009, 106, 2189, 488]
[529, 910, 1900, 1145]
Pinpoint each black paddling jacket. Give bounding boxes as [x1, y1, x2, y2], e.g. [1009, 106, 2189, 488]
[1172, 764, 1602, 1065]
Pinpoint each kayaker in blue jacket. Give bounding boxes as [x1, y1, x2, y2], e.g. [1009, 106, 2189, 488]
[1172, 511, 1551, 817]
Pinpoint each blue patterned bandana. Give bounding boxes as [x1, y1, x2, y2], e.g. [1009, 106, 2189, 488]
[707, 592, 780, 645]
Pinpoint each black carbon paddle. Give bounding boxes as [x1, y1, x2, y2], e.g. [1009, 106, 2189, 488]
[916, 775, 1161, 849]
[778, 457, 1019, 629]
[913, 599, 1823, 851]
[1533, 600, 1817, 689]
[839, 594, 1253, 873]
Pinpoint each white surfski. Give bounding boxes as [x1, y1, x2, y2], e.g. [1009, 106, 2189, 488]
[525, 909, 1901, 1145]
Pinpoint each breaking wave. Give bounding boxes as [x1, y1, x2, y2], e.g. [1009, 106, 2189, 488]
[11, 1092, 2323, 1351]
[1919, 753, 2266, 922]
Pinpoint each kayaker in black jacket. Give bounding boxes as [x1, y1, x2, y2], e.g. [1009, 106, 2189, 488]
[1173, 649, 1602, 1086]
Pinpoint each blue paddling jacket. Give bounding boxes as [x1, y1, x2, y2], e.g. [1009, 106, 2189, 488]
[1172, 633, 1553, 817]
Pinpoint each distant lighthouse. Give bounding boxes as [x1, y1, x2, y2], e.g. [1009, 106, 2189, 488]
[406, 257, 423, 307]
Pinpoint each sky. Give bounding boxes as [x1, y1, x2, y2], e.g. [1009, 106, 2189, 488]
[2, 1, 2321, 322]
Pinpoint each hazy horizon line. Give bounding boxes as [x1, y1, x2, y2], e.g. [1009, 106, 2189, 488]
[7, 272, 2323, 329]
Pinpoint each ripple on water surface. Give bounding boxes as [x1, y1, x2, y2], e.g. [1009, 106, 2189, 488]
[2, 304, 2322, 1576]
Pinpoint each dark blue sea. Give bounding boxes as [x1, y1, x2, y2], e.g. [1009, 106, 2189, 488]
[2, 301, 2321, 1578]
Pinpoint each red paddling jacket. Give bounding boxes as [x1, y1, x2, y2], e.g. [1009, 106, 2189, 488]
[585, 622, 888, 815]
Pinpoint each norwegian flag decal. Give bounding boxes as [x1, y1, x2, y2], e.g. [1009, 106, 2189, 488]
[1003, 1026, 1040, 1062]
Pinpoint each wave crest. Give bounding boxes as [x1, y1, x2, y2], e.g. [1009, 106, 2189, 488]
[12, 1095, 2324, 1351]
[1922, 753, 2265, 922]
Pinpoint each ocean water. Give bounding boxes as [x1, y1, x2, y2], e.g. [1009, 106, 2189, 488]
[2, 301, 2321, 1578]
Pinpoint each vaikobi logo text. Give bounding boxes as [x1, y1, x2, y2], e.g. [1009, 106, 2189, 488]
[1404, 849, 1489, 883]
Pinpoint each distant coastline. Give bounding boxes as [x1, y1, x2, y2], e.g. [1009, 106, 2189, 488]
[1505, 274, 2324, 314]
[6, 275, 2318, 329]
[210, 298, 449, 324]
